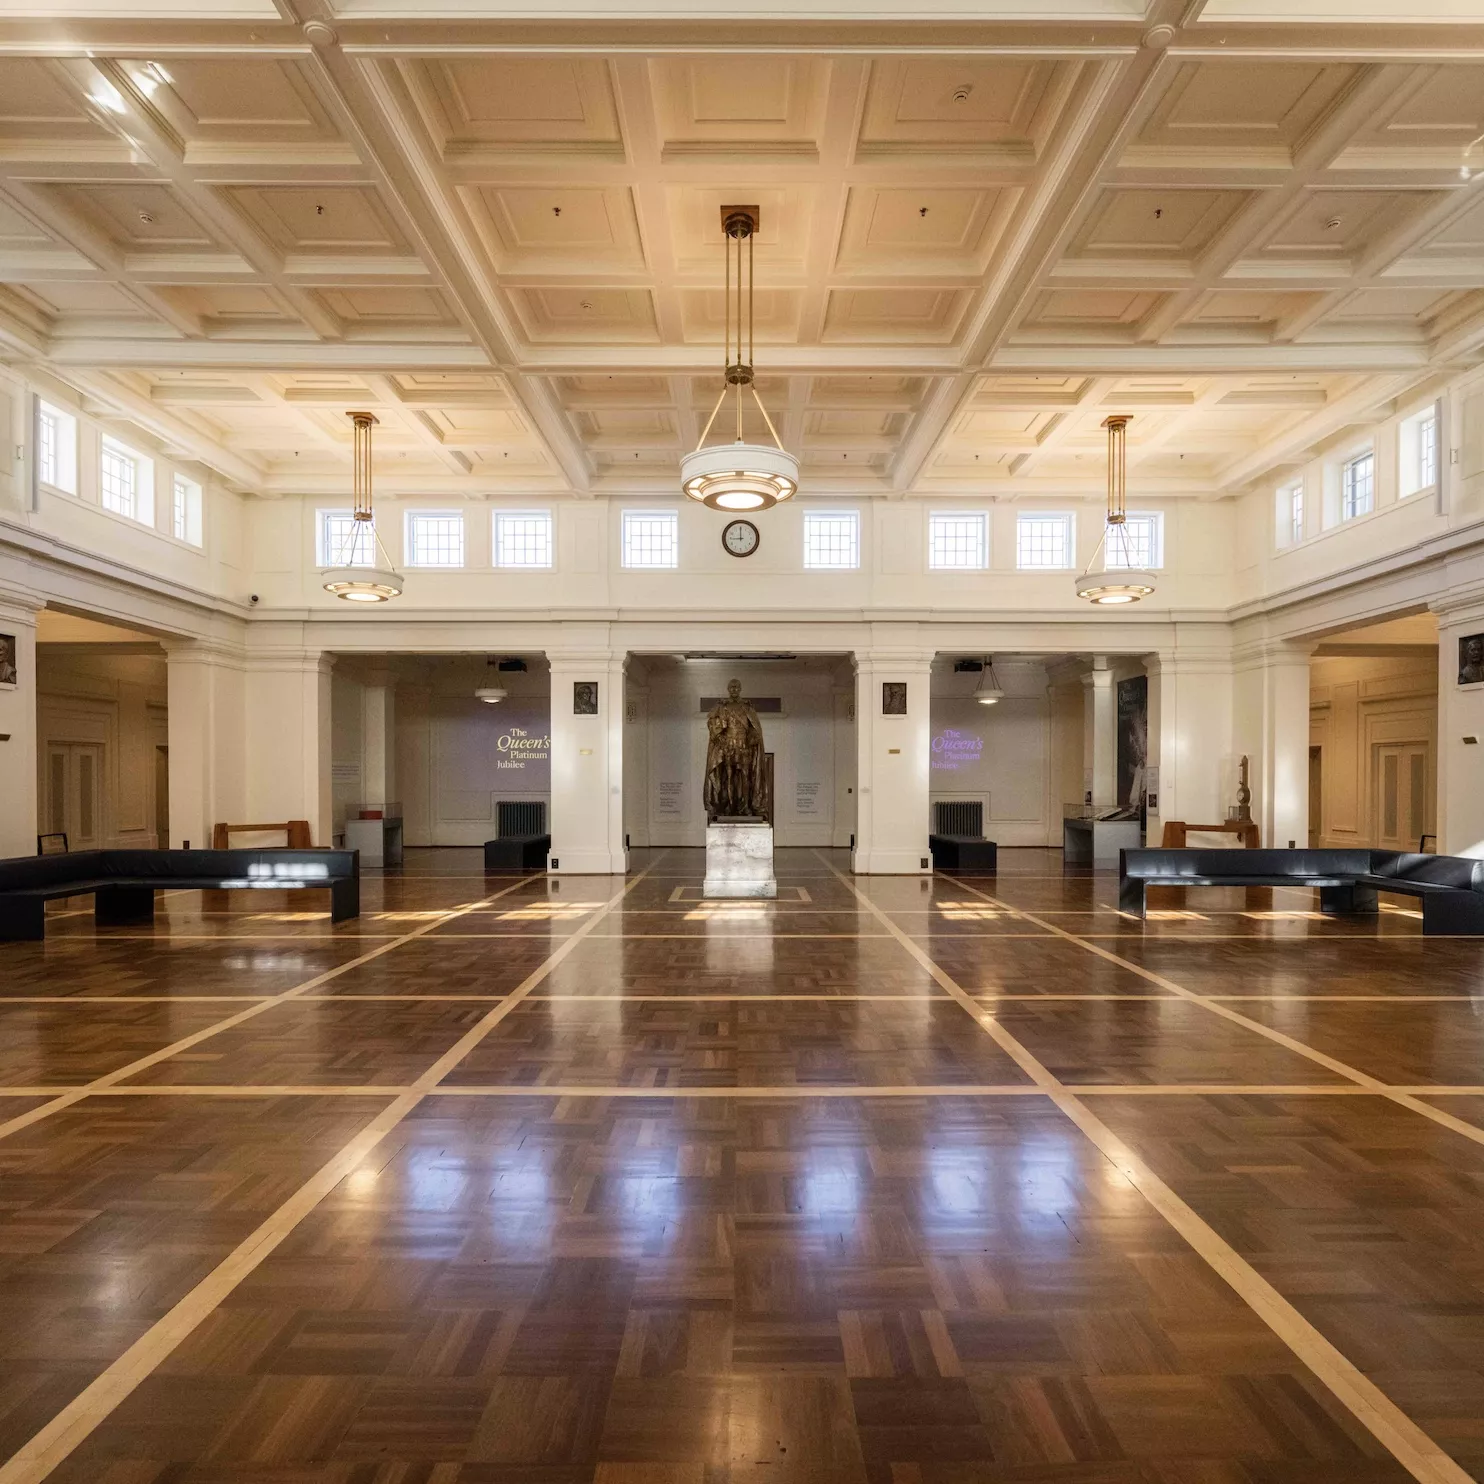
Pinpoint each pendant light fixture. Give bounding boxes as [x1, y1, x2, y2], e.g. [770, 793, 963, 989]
[1075, 414, 1156, 605]
[321, 411, 403, 602]
[679, 207, 799, 513]
[474, 658, 507, 705]
[974, 655, 1004, 705]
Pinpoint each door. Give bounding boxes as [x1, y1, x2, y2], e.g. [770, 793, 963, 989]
[1373, 743, 1429, 852]
[1308, 747, 1323, 847]
[154, 745, 170, 848]
[44, 742, 105, 850]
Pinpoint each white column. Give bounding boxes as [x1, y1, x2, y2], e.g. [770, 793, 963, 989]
[360, 674, 396, 812]
[0, 587, 43, 858]
[1145, 646, 1235, 838]
[165, 640, 247, 849]
[853, 648, 933, 875]
[1233, 639, 1312, 849]
[1084, 658, 1116, 808]
[547, 650, 627, 874]
[245, 648, 335, 847]
[1434, 593, 1484, 857]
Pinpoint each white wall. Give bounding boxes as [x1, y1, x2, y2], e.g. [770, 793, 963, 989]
[35, 646, 169, 847]
[627, 657, 854, 848]
[1309, 652, 1438, 850]
[390, 658, 551, 847]
[929, 660, 1061, 847]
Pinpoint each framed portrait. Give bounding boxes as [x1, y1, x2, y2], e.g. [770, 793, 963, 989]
[882, 681, 907, 716]
[1460, 633, 1484, 687]
[573, 681, 599, 715]
[0, 632, 16, 690]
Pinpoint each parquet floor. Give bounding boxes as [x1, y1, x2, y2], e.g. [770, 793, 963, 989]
[3, 849, 1484, 1482]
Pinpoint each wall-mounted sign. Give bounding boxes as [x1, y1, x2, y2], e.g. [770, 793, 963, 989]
[931, 728, 984, 772]
[656, 780, 685, 816]
[795, 781, 822, 815]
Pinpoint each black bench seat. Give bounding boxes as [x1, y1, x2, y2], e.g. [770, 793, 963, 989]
[1119, 847, 1484, 935]
[483, 835, 551, 872]
[0, 848, 360, 942]
[929, 835, 998, 872]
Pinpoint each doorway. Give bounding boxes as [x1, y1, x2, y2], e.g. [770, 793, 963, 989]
[1308, 746, 1322, 846]
[45, 742, 105, 850]
[155, 745, 170, 847]
[1372, 742, 1430, 852]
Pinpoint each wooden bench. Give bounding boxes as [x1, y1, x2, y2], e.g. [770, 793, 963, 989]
[1160, 820, 1259, 849]
[0, 848, 359, 942]
[211, 820, 313, 849]
[1120, 847, 1484, 936]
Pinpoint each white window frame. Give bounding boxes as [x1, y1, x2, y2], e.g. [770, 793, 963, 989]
[927, 511, 989, 571]
[1105, 511, 1164, 571]
[1399, 404, 1439, 498]
[171, 472, 203, 546]
[1015, 512, 1076, 571]
[99, 435, 154, 527]
[404, 509, 465, 568]
[1276, 480, 1305, 547]
[802, 509, 861, 571]
[493, 509, 555, 569]
[36, 399, 78, 495]
[317, 508, 377, 568]
[1340, 449, 1375, 522]
[621, 509, 679, 570]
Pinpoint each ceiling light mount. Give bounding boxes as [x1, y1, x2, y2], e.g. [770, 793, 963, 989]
[680, 205, 799, 513]
[1075, 414, 1157, 606]
[320, 411, 403, 603]
[975, 656, 1004, 705]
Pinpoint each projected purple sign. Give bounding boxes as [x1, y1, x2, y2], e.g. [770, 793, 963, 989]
[932, 728, 984, 772]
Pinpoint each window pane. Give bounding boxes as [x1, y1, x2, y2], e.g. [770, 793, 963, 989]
[495, 511, 553, 568]
[1016, 514, 1072, 569]
[1418, 410, 1437, 489]
[1104, 514, 1161, 569]
[100, 440, 137, 519]
[803, 511, 860, 569]
[622, 511, 678, 569]
[928, 513, 987, 570]
[38, 408, 57, 487]
[407, 512, 464, 567]
[321, 511, 376, 566]
[1341, 452, 1374, 519]
[1291, 486, 1304, 542]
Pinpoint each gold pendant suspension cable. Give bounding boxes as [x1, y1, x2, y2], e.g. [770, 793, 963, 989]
[1102, 414, 1128, 525]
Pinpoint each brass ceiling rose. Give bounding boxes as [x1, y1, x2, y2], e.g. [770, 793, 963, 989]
[679, 205, 800, 513]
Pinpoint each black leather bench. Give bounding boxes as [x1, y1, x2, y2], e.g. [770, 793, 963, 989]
[929, 835, 998, 872]
[483, 834, 550, 872]
[1119, 847, 1484, 935]
[0, 848, 360, 942]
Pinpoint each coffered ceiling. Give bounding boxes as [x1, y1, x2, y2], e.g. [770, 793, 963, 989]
[1, 2, 1482, 500]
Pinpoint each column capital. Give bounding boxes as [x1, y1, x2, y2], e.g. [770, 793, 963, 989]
[163, 638, 247, 668]
[1232, 637, 1315, 669]
[0, 586, 46, 624]
[545, 649, 626, 670]
[852, 648, 936, 672]
[243, 647, 334, 676]
[1430, 588, 1484, 630]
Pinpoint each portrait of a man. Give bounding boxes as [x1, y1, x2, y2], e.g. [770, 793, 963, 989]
[1460, 634, 1484, 687]
[882, 681, 907, 715]
[0, 633, 16, 689]
[573, 681, 598, 715]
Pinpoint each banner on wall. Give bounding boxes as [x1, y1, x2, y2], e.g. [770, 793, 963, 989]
[1116, 676, 1148, 808]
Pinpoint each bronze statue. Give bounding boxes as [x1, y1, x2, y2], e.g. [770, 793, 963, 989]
[704, 678, 767, 821]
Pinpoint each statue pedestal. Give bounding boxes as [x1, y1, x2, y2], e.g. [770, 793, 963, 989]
[704, 821, 776, 898]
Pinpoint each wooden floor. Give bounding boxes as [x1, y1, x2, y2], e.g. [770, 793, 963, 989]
[4, 848, 1484, 1483]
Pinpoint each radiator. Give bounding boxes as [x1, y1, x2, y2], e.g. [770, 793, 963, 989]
[497, 800, 546, 836]
[934, 799, 984, 837]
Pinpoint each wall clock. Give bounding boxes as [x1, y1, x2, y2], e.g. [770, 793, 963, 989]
[722, 519, 760, 558]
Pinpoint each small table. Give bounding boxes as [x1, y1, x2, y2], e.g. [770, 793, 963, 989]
[344, 816, 404, 869]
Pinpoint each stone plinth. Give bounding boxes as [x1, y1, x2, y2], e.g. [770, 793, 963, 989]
[704, 821, 777, 898]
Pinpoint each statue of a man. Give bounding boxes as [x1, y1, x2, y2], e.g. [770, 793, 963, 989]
[704, 678, 767, 821]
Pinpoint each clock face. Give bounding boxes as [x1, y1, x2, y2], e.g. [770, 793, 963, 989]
[722, 519, 760, 558]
